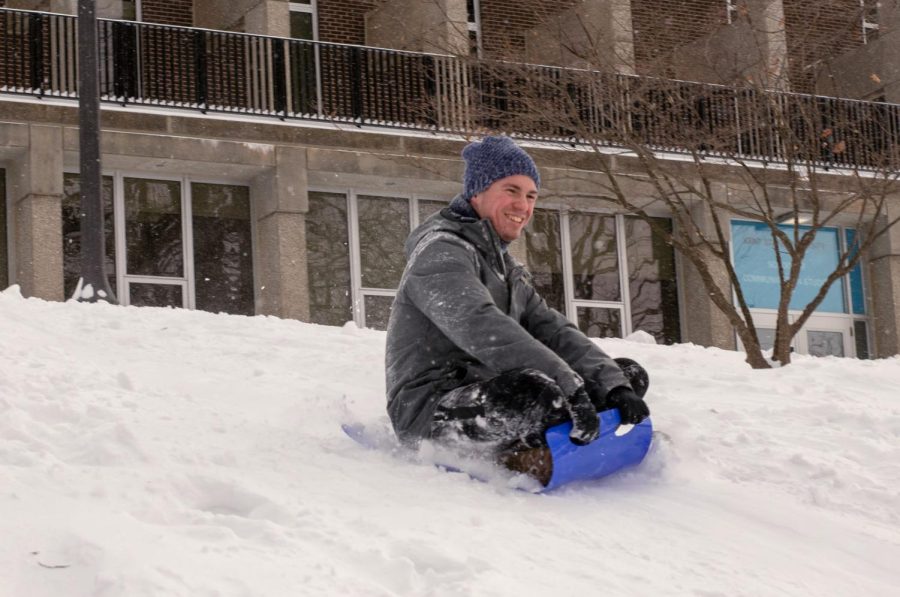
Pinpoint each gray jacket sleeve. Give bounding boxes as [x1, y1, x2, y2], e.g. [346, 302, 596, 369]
[518, 277, 631, 398]
[402, 234, 585, 397]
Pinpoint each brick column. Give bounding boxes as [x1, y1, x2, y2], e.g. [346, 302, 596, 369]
[252, 145, 310, 320]
[10, 125, 64, 301]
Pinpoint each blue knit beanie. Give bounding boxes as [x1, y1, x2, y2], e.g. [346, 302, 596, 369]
[461, 136, 540, 202]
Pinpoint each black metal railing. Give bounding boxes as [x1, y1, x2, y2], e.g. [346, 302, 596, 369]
[2, 7, 899, 170]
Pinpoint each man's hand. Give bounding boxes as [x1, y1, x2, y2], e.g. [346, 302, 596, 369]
[565, 387, 599, 445]
[607, 387, 650, 425]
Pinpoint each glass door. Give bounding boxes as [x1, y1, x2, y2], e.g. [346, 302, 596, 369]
[566, 211, 624, 338]
[120, 176, 187, 308]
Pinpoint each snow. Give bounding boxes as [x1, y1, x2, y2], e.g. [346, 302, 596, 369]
[1, 285, 899, 596]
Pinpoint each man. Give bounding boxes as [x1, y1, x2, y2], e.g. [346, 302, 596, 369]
[385, 136, 650, 475]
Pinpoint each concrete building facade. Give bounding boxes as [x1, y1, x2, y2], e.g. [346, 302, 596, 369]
[2, 0, 900, 360]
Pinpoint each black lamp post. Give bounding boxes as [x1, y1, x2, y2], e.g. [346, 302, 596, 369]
[76, 0, 117, 303]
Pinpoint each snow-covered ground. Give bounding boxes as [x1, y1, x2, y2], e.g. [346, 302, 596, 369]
[1, 286, 898, 597]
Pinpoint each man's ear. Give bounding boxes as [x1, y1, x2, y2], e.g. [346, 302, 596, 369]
[469, 193, 483, 217]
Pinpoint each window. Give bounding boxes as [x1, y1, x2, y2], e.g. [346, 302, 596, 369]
[289, 0, 317, 41]
[731, 220, 869, 357]
[62, 172, 254, 315]
[305, 191, 444, 330]
[725, 0, 738, 24]
[62, 173, 117, 299]
[524, 209, 681, 343]
[467, 0, 482, 57]
[862, 0, 879, 44]
[1, 168, 7, 289]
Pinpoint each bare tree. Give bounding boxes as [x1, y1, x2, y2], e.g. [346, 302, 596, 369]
[415, 0, 900, 367]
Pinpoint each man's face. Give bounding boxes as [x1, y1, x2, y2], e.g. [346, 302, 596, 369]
[470, 175, 538, 242]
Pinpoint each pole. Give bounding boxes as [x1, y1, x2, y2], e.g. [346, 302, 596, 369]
[77, 0, 116, 303]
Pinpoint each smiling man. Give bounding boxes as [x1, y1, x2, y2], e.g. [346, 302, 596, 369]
[385, 136, 649, 477]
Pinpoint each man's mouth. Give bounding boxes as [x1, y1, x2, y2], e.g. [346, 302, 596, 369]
[506, 214, 525, 224]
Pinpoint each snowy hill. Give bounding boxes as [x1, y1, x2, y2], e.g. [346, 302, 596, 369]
[1, 286, 898, 597]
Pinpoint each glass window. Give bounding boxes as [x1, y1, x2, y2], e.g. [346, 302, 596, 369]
[625, 217, 681, 344]
[417, 200, 445, 226]
[124, 177, 183, 278]
[62, 173, 117, 299]
[0, 168, 7, 289]
[807, 330, 844, 357]
[755, 328, 775, 351]
[569, 212, 619, 302]
[846, 229, 866, 315]
[289, 0, 316, 41]
[364, 294, 394, 331]
[191, 183, 254, 316]
[306, 192, 352, 326]
[122, 1, 138, 21]
[576, 307, 622, 338]
[290, 11, 314, 40]
[524, 209, 565, 312]
[357, 195, 409, 289]
[854, 320, 870, 359]
[129, 282, 183, 308]
[731, 221, 846, 313]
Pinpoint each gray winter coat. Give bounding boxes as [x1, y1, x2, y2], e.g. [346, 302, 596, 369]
[385, 200, 630, 442]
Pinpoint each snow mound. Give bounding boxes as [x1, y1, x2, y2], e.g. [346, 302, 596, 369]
[1, 293, 898, 597]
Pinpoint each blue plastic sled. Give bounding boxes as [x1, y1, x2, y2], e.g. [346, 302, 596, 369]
[542, 408, 653, 491]
[341, 408, 653, 492]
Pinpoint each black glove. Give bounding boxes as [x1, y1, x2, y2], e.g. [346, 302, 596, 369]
[564, 387, 600, 446]
[607, 386, 650, 425]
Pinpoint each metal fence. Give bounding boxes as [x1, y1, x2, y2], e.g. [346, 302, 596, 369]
[2, 7, 899, 170]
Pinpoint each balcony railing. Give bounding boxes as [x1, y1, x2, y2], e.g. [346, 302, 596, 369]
[2, 7, 899, 171]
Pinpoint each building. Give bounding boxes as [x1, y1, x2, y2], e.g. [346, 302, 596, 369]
[2, 0, 900, 360]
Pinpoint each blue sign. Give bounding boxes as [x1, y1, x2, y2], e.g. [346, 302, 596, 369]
[731, 221, 846, 313]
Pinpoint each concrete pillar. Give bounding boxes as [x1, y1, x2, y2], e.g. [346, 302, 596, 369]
[868, 199, 900, 357]
[252, 145, 309, 320]
[678, 197, 736, 350]
[9, 125, 64, 301]
[366, 0, 468, 55]
[524, 0, 635, 74]
[1, 167, 7, 289]
[194, 0, 289, 37]
[669, 0, 789, 88]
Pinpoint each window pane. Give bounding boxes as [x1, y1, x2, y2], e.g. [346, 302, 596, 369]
[358, 195, 409, 289]
[62, 173, 117, 298]
[807, 330, 844, 357]
[625, 217, 681, 344]
[306, 192, 352, 326]
[129, 282, 183, 308]
[364, 294, 394, 330]
[290, 11, 314, 40]
[124, 177, 183, 277]
[846, 229, 866, 315]
[122, 1, 137, 21]
[755, 328, 775, 351]
[417, 200, 445, 226]
[191, 183, 254, 316]
[569, 212, 619, 301]
[0, 168, 7, 289]
[731, 221, 846, 313]
[854, 320, 870, 359]
[576, 307, 622, 338]
[524, 209, 564, 312]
